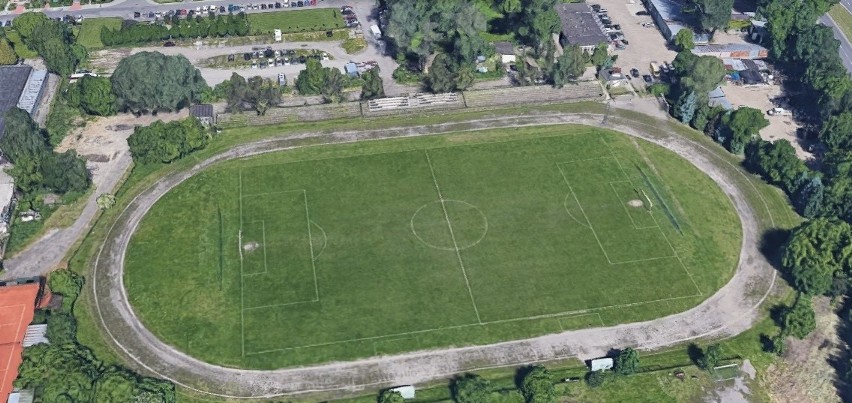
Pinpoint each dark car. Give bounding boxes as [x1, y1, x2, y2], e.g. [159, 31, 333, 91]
[297, 1, 304, 6]
[326, 30, 334, 37]
[243, 53, 252, 61]
[642, 74, 653, 83]
[220, 6, 226, 12]
[261, 4, 266, 9]
[227, 54, 235, 62]
[163, 41, 176, 47]
[630, 68, 639, 78]
[133, 11, 141, 18]
[275, 2, 282, 8]
[264, 48, 274, 58]
[636, 10, 649, 16]
[299, 55, 307, 63]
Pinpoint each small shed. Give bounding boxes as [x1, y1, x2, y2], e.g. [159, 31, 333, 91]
[22, 324, 48, 347]
[389, 385, 415, 399]
[189, 104, 215, 126]
[344, 62, 359, 77]
[494, 41, 516, 64]
[590, 357, 614, 371]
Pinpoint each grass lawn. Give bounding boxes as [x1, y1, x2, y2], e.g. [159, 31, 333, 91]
[248, 8, 345, 34]
[76, 17, 122, 50]
[124, 124, 741, 370]
[830, 5, 852, 41]
[4, 30, 38, 59]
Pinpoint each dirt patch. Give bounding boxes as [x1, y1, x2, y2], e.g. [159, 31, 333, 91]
[627, 199, 644, 208]
[723, 84, 810, 160]
[242, 242, 260, 252]
[762, 297, 842, 403]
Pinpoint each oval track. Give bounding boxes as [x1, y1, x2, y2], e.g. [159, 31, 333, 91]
[92, 111, 778, 399]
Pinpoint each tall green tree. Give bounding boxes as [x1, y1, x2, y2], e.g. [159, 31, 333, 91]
[427, 53, 474, 92]
[378, 390, 405, 403]
[699, 344, 722, 370]
[690, 0, 735, 32]
[295, 59, 327, 95]
[519, 0, 560, 49]
[111, 52, 208, 114]
[451, 373, 490, 403]
[614, 348, 640, 375]
[550, 45, 586, 88]
[673, 29, 695, 51]
[782, 218, 852, 295]
[361, 67, 385, 100]
[15, 343, 101, 402]
[94, 366, 175, 403]
[127, 118, 208, 164]
[76, 75, 117, 116]
[820, 111, 852, 151]
[520, 366, 556, 403]
[46, 312, 77, 345]
[722, 107, 769, 154]
[11, 12, 50, 41]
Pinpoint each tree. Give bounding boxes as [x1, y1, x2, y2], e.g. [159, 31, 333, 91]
[0, 39, 17, 65]
[361, 68, 385, 100]
[11, 12, 50, 41]
[519, 0, 560, 48]
[691, 0, 735, 32]
[781, 295, 817, 339]
[614, 348, 640, 375]
[0, 108, 47, 163]
[673, 29, 695, 51]
[744, 139, 809, 193]
[96, 193, 116, 210]
[451, 373, 490, 403]
[520, 366, 556, 403]
[127, 118, 208, 164]
[15, 343, 101, 402]
[585, 370, 608, 388]
[794, 174, 825, 218]
[378, 390, 405, 403]
[672, 51, 725, 96]
[295, 59, 327, 96]
[111, 52, 208, 114]
[675, 91, 698, 124]
[321, 66, 346, 103]
[46, 312, 77, 345]
[782, 218, 852, 295]
[722, 107, 769, 154]
[551, 45, 586, 88]
[699, 344, 722, 370]
[76, 75, 116, 116]
[94, 366, 175, 403]
[427, 53, 475, 93]
[41, 150, 90, 194]
[590, 43, 609, 69]
[823, 150, 852, 222]
[820, 111, 852, 151]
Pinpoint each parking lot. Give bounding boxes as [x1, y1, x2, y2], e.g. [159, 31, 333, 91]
[593, 0, 678, 90]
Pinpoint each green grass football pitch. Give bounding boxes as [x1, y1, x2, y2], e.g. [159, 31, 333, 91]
[124, 125, 741, 369]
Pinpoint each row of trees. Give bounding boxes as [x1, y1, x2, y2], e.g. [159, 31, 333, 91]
[295, 59, 347, 102]
[214, 72, 283, 115]
[0, 109, 90, 195]
[100, 13, 250, 47]
[15, 270, 175, 402]
[12, 12, 86, 76]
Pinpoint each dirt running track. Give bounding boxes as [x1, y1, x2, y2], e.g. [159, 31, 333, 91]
[92, 110, 780, 399]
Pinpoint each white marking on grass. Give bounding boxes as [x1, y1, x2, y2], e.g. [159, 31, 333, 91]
[608, 254, 678, 265]
[409, 200, 489, 251]
[244, 292, 701, 356]
[310, 220, 328, 261]
[562, 194, 591, 228]
[303, 190, 320, 301]
[243, 300, 316, 310]
[424, 151, 482, 324]
[556, 164, 614, 264]
[238, 170, 245, 358]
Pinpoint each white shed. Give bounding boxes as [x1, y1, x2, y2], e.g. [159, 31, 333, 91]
[590, 357, 614, 371]
[389, 385, 415, 399]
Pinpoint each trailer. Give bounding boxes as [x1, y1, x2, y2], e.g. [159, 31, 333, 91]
[370, 24, 381, 38]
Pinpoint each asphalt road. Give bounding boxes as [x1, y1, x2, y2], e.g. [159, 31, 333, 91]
[821, 13, 852, 74]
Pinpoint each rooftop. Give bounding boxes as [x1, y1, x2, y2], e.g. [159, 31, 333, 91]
[554, 3, 609, 47]
[189, 104, 214, 118]
[647, 0, 688, 22]
[16, 70, 47, 115]
[494, 41, 514, 55]
[0, 66, 33, 136]
[0, 279, 43, 403]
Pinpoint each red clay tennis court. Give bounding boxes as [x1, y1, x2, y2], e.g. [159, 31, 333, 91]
[0, 281, 43, 401]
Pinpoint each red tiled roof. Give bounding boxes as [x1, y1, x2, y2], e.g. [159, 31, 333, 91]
[0, 283, 40, 401]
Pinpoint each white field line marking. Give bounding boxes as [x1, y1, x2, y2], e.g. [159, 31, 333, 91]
[303, 190, 320, 302]
[608, 254, 677, 265]
[244, 293, 701, 356]
[600, 137, 703, 296]
[238, 170, 245, 358]
[562, 194, 591, 228]
[243, 299, 316, 310]
[424, 151, 482, 324]
[239, 220, 268, 276]
[609, 182, 642, 229]
[556, 164, 613, 264]
[310, 220, 328, 261]
[241, 189, 307, 198]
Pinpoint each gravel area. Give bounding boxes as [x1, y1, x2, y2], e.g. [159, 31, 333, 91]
[90, 109, 779, 399]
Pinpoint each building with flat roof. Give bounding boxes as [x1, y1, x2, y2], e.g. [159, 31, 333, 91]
[645, 0, 708, 43]
[692, 43, 769, 59]
[0, 66, 33, 136]
[554, 3, 609, 52]
[189, 104, 215, 126]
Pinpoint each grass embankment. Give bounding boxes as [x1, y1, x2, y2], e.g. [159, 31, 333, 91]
[66, 102, 799, 401]
[248, 8, 346, 35]
[830, 5, 852, 41]
[76, 17, 122, 50]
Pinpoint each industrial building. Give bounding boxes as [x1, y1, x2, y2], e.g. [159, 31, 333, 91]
[644, 0, 708, 44]
[555, 2, 609, 52]
[0, 66, 47, 136]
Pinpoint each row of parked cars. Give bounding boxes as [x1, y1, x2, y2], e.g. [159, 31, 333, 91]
[132, 0, 317, 20]
[590, 4, 629, 50]
[225, 47, 329, 69]
[341, 5, 360, 28]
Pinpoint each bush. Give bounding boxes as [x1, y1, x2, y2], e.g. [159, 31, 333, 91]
[46, 311, 77, 345]
[127, 118, 208, 164]
[520, 366, 556, 403]
[585, 370, 608, 388]
[614, 348, 640, 375]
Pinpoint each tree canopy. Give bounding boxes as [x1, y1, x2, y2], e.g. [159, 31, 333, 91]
[73, 75, 117, 116]
[782, 218, 852, 295]
[699, 344, 722, 370]
[782, 296, 817, 339]
[361, 67, 386, 100]
[550, 45, 586, 88]
[520, 366, 556, 403]
[127, 118, 208, 164]
[295, 59, 345, 102]
[427, 53, 475, 93]
[111, 52, 208, 114]
[690, 0, 735, 32]
[451, 373, 490, 403]
[671, 51, 725, 96]
[0, 39, 17, 65]
[378, 390, 406, 403]
[721, 107, 769, 154]
[219, 73, 282, 115]
[673, 29, 695, 51]
[614, 348, 640, 375]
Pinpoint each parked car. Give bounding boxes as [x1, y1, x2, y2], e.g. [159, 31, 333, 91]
[163, 41, 176, 47]
[630, 68, 640, 78]
[243, 53, 252, 61]
[642, 74, 653, 83]
[636, 10, 649, 16]
[133, 11, 141, 18]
